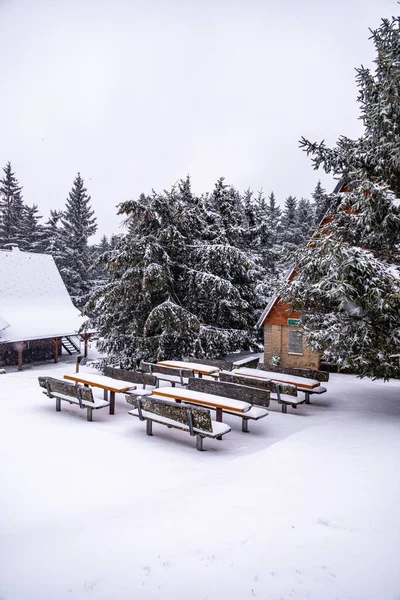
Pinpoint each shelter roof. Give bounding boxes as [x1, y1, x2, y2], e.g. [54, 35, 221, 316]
[0, 247, 83, 343]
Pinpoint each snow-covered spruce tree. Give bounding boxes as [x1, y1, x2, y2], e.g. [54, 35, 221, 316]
[22, 204, 46, 252]
[0, 162, 25, 248]
[296, 197, 315, 244]
[57, 174, 97, 309]
[84, 177, 263, 366]
[84, 186, 197, 366]
[208, 177, 246, 247]
[312, 180, 330, 223]
[280, 14, 400, 379]
[41, 209, 64, 256]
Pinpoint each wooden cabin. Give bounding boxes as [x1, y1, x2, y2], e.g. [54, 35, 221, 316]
[0, 246, 85, 370]
[256, 291, 321, 369]
[257, 180, 349, 369]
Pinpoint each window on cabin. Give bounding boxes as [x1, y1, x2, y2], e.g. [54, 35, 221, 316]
[288, 330, 303, 354]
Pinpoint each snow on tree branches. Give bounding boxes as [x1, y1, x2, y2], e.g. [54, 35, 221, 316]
[281, 14, 400, 380]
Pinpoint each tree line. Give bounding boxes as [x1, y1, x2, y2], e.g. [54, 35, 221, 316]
[0, 163, 328, 363]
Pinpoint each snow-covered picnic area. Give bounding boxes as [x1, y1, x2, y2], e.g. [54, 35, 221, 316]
[1, 359, 400, 600]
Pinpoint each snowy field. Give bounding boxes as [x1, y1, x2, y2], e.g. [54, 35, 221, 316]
[1, 358, 400, 600]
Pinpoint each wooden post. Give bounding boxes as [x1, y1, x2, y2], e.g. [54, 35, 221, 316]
[80, 333, 91, 358]
[52, 337, 61, 363]
[75, 356, 80, 373]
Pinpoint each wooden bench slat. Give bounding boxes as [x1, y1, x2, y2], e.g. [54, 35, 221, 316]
[128, 409, 231, 438]
[258, 363, 330, 383]
[64, 373, 135, 393]
[103, 366, 156, 388]
[188, 377, 270, 407]
[232, 368, 320, 390]
[126, 395, 214, 432]
[152, 387, 252, 413]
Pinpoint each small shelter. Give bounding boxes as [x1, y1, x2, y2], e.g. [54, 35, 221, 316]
[0, 246, 86, 369]
[256, 267, 320, 369]
[256, 180, 351, 369]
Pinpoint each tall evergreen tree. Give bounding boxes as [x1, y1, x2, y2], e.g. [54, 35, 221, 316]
[281, 14, 400, 379]
[281, 195, 297, 229]
[57, 173, 97, 309]
[312, 180, 330, 223]
[296, 197, 315, 243]
[22, 204, 45, 252]
[0, 162, 24, 248]
[84, 178, 262, 366]
[42, 209, 64, 256]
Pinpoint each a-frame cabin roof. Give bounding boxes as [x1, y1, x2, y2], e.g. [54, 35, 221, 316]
[0, 247, 83, 343]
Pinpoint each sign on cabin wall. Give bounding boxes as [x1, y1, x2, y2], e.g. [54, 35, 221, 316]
[288, 318, 300, 326]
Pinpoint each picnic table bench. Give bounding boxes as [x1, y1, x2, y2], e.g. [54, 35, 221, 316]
[231, 355, 260, 369]
[140, 361, 194, 387]
[156, 360, 220, 378]
[38, 376, 110, 421]
[126, 395, 231, 450]
[219, 371, 304, 413]
[149, 385, 263, 434]
[64, 372, 136, 414]
[232, 367, 326, 403]
[257, 364, 328, 402]
[103, 366, 157, 396]
[187, 377, 269, 432]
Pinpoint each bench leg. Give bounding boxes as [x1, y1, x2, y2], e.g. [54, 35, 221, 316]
[305, 392, 310, 404]
[146, 420, 153, 436]
[282, 403, 287, 414]
[242, 418, 249, 433]
[109, 391, 115, 415]
[216, 407, 223, 440]
[103, 389, 108, 402]
[196, 435, 203, 451]
[56, 398, 61, 412]
[171, 382, 176, 387]
[87, 407, 93, 422]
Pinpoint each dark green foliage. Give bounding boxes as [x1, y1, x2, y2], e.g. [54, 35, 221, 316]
[84, 177, 265, 366]
[56, 173, 97, 309]
[281, 14, 400, 380]
[312, 181, 330, 223]
[0, 162, 24, 247]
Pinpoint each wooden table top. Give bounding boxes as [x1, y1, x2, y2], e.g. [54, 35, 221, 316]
[231, 368, 320, 390]
[152, 387, 251, 413]
[64, 373, 136, 393]
[157, 361, 219, 376]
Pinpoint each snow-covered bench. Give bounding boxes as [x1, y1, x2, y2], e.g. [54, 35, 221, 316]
[38, 376, 110, 421]
[232, 356, 260, 369]
[187, 377, 269, 432]
[126, 394, 231, 451]
[103, 366, 157, 396]
[139, 362, 194, 387]
[219, 371, 303, 413]
[257, 364, 329, 403]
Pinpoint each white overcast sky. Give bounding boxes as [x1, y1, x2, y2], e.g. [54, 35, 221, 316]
[0, 0, 397, 241]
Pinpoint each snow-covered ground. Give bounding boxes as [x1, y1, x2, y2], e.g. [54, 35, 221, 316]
[1, 357, 400, 600]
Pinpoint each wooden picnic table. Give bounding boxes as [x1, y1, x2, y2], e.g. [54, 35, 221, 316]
[157, 360, 220, 378]
[64, 373, 136, 415]
[231, 367, 320, 390]
[152, 387, 251, 423]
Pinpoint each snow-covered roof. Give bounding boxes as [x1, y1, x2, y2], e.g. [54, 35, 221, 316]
[255, 295, 278, 329]
[0, 315, 10, 331]
[256, 266, 295, 328]
[0, 247, 84, 343]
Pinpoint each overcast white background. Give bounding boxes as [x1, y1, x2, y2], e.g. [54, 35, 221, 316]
[0, 0, 397, 241]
